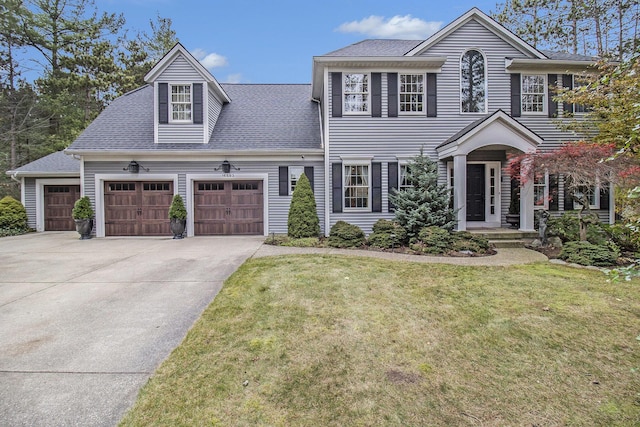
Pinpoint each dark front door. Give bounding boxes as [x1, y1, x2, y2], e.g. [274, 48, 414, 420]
[466, 164, 485, 221]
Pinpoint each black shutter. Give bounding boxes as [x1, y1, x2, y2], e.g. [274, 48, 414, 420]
[388, 162, 398, 212]
[371, 73, 382, 117]
[427, 73, 437, 117]
[158, 83, 168, 124]
[279, 166, 288, 196]
[548, 74, 558, 118]
[372, 162, 382, 212]
[600, 184, 610, 210]
[563, 74, 574, 115]
[304, 166, 314, 193]
[193, 83, 203, 124]
[331, 72, 342, 117]
[549, 174, 559, 211]
[510, 73, 521, 117]
[332, 163, 342, 213]
[387, 72, 398, 117]
[563, 176, 574, 211]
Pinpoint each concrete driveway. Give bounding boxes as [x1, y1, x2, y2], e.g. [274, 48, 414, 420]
[0, 232, 264, 426]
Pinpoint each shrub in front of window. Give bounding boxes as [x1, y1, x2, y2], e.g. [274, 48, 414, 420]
[548, 212, 606, 245]
[328, 221, 365, 248]
[367, 219, 407, 249]
[559, 241, 620, 267]
[389, 149, 457, 239]
[287, 173, 320, 238]
[0, 196, 28, 230]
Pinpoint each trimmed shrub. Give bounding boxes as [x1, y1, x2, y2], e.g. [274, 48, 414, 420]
[547, 212, 606, 245]
[559, 241, 620, 266]
[169, 194, 187, 220]
[602, 222, 640, 254]
[72, 196, 94, 220]
[367, 219, 407, 248]
[328, 221, 365, 248]
[0, 196, 28, 229]
[288, 173, 320, 238]
[451, 231, 491, 253]
[410, 226, 454, 254]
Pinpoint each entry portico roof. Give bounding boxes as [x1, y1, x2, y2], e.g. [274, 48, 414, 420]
[436, 110, 542, 160]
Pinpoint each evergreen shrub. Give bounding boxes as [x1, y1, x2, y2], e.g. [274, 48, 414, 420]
[410, 226, 454, 254]
[288, 173, 320, 238]
[72, 196, 94, 220]
[328, 221, 365, 248]
[367, 219, 407, 248]
[169, 194, 187, 220]
[0, 196, 28, 229]
[559, 241, 620, 266]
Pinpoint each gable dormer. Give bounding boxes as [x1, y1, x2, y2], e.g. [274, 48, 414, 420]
[144, 43, 231, 144]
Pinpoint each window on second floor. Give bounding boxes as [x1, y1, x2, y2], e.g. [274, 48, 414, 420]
[461, 49, 486, 113]
[343, 73, 369, 114]
[573, 74, 593, 114]
[171, 84, 192, 122]
[521, 75, 546, 113]
[399, 74, 424, 113]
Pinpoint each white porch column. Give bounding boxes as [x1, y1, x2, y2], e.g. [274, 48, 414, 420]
[519, 161, 535, 232]
[453, 154, 467, 231]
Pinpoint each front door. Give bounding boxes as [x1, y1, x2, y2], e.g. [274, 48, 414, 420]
[466, 164, 485, 221]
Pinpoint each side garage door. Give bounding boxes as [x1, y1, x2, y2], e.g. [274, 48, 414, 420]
[194, 181, 263, 235]
[104, 181, 173, 236]
[44, 185, 80, 231]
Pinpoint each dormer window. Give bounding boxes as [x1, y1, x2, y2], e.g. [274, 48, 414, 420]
[460, 49, 486, 113]
[171, 84, 192, 122]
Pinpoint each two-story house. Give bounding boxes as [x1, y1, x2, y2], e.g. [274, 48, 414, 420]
[8, 8, 612, 237]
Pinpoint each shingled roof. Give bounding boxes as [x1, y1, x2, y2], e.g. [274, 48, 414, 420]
[7, 151, 79, 177]
[323, 39, 423, 57]
[67, 84, 321, 152]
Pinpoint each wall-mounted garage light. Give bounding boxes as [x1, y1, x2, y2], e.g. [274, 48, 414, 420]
[214, 160, 240, 174]
[123, 160, 149, 173]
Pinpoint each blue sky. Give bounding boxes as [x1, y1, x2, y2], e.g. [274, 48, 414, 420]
[103, 1, 501, 84]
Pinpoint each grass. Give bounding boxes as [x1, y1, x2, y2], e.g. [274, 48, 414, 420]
[120, 256, 640, 426]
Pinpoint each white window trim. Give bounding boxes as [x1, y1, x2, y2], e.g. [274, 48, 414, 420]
[342, 72, 370, 116]
[572, 74, 589, 115]
[289, 166, 304, 195]
[169, 83, 193, 124]
[398, 162, 412, 190]
[573, 183, 600, 210]
[521, 74, 547, 115]
[398, 72, 426, 116]
[342, 159, 372, 212]
[533, 171, 549, 210]
[459, 48, 488, 114]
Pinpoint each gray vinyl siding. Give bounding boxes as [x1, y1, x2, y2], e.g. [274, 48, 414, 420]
[157, 53, 207, 144]
[83, 160, 325, 235]
[24, 178, 36, 229]
[326, 20, 594, 232]
[208, 87, 224, 138]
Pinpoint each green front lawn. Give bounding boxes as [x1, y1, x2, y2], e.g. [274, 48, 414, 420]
[121, 256, 640, 426]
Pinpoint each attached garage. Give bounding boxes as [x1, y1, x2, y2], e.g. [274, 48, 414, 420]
[104, 181, 173, 236]
[194, 180, 263, 235]
[44, 185, 80, 231]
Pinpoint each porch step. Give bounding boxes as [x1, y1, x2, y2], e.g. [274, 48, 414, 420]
[489, 239, 528, 249]
[468, 229, 537, 249]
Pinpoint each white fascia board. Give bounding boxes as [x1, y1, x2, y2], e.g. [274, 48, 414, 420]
[407, 8, 545, 59]
[9, 172, 80, 178]
[76, 150, 324, 162]
[505, 58, 599, 73]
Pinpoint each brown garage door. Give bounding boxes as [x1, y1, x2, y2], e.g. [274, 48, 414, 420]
[104, 181, 173, 236]
[44, 185, 80, 231]
[194, 181, 263, 235]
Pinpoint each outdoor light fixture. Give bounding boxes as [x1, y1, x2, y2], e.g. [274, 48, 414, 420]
[214, 160, 240, 174]
[123, 160, 149, 173]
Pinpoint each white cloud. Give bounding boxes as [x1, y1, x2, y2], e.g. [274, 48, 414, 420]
[223, 73, 243, 84]
[336, 15, 442, 39]
[191, 48, 228, 70]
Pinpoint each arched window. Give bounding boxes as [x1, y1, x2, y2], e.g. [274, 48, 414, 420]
[461, 49, 486, 113]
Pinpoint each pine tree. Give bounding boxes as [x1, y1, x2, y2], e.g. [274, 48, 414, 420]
[287, 173, 320, 238]
[389, 149, 457, 238]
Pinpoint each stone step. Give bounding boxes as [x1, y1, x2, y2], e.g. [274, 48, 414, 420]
[489, 239, 528, 248]
[470, 231, 538, 241]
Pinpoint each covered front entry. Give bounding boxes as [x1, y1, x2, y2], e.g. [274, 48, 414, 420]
[464, 162, 501, 224]
[104, 181, 173, 236]
[44, 185, 80, 231]
[194, 180, 263, 235]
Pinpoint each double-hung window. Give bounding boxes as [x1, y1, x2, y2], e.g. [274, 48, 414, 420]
[399, 74, 424, 113]
[521, 75, 546, 113]
[534, 172, 548, 209]
[573, 74, 592, 114]
[399, 164, 412, 190]
[170, 84, 192, 122]
[344, 163, 370, 209]
[343, 73, 369, 114]
[574, 184, 599, 209]
[289, 166, 304, 195]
